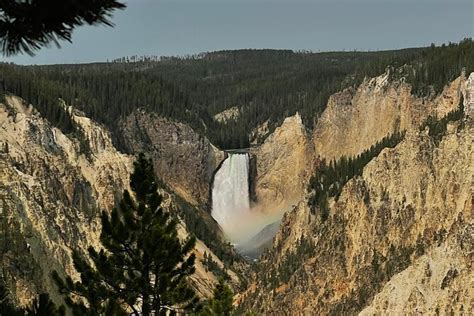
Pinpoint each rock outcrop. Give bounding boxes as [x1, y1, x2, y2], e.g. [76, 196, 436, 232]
[312, 73, 464, 160]
[249, 120, 270, 146]
[120, 110, 224, 207]
[0, 96, 132, 306]
[240, 73, 473, 314]
[251, 113, 313, 214]
[0, 97, 238, 308]
[214, 106, 240, 123]
[361, 224, 473, 315]
[465, 72, 474, 117]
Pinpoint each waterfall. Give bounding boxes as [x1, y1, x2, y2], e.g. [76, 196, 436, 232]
[211, 153, 251, 240]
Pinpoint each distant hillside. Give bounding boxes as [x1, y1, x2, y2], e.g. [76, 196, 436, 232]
[0, 39, 472, 149]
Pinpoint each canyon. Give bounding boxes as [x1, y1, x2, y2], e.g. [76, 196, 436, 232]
[0, 96, 242, 307]
[239, 71, 473, 314]
[1, 65, 472, 314]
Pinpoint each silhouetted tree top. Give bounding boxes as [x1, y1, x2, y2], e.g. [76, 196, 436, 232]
[0, 0, 125, 55]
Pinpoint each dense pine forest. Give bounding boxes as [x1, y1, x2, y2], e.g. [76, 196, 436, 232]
[0, 38, 472, 149]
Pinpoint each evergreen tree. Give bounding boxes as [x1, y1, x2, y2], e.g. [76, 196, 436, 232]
[308, 131, 406, 218]
[421, 94, 465, 146]
[201, 278, 234, 316]
[0, 0, 126, 55]
[53, 153, 199, 315]
[0, 39, 470, 149]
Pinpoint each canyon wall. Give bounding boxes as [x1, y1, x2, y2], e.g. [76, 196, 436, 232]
[0, 96, 132, 306]
[240, 73, 473, 314]
[120, 110, 224, 207]
[250, 72, 465, 220]
[312, 72, 464, 160]
[0, 97, 236, 308]
[1, 67, 471, 313]
[251, 113, 313, 214]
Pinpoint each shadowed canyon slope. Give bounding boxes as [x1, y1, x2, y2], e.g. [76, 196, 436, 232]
[120, 109, 224, 207]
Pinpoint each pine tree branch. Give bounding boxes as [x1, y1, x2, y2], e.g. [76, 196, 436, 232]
[0, 0, 126, 55]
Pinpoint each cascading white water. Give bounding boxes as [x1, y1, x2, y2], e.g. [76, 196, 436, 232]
[211, 153, 251, 241]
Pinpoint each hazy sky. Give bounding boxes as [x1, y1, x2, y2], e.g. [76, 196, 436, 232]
[3, 0, 473, 65]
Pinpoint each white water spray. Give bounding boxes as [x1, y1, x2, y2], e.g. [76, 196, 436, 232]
[211, 153, 251, 241]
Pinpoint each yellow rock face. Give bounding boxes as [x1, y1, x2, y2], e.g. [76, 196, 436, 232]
[312, 73, 464, 160]
[251, 113, 313, 215]
[0, 96, 133, 306]
[250, 72, 465, 221]
[241, 73, 473, 314]
[0, 96, 232, 307]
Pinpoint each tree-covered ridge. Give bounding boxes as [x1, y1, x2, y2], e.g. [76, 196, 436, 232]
[0, 64, 200, 142]
[131, 48, 423, 148]
[403, 40, 474, 97]
[0, 39, 472, 149]
[308, 131, 406, 220]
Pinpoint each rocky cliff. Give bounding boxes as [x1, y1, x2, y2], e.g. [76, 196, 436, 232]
[312, 72, 464, 160]
[0, 96, 132, 306]
[120, 110, 224, 207]
[1, 65, 472, 314]
[0, 97, 239, 308]
[251, 113, 313, 214]
[249, 71, 465, 218]
[240, 73, 473, 314]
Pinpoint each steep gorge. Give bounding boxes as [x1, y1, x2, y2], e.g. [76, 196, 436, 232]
[120, 109, 224, 207]
[1, 64, 472, 314]
[0, 96, 241, 308]
[239, 72, 473, 314]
